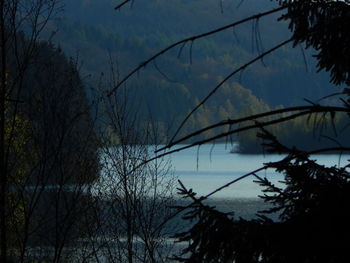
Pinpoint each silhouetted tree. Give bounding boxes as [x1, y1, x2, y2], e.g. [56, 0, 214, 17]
[92, 68, 178, 263]
[113, 0, 350, 262]
[0, 1, 102, 262]
[1, 1, 61, 262]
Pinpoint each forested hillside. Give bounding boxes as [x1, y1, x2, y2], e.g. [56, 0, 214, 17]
[47, 0, 344, 147]
[3, 30, 99, 260]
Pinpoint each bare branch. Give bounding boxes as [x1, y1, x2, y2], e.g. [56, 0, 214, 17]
[115, 0, 132, 10]
[105, 5, 288, 98]
[164, 105, 349, 153]
[169, 37, 293, 144]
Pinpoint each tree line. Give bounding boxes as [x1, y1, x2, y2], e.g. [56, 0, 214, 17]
[45, 0, 347, 150]
[0, 1, 177, 262]
[2, 0, 350, 262]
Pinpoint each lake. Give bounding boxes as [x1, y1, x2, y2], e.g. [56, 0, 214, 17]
[167, 143, 350, 199]
[83, 143, 350, 262]
[96, 143, 350, 201]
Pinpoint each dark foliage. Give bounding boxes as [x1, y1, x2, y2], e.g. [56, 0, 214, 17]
[171, 1, 350, 262]
[9, 39, 99, 184]
[56, 0, 350, 147]
[5, 36, 100, 253]
[280, 0, 350, 85]
[174, 128, 350, 262]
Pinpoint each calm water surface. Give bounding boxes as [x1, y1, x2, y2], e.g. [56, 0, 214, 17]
[167, 144, 350, 199]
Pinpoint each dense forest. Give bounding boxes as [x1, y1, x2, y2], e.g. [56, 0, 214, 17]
[42, 0, 346, 151]
[2, 0, 350, 262]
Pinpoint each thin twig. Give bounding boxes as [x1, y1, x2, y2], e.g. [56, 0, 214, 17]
[169, 38, 293, 144]
[115, 0, 131, 10]
[106, 5, 288, 98]
[159, 105, 349, 151]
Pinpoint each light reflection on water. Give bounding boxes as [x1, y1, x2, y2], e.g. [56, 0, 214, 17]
[168, 144, 350, 199]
